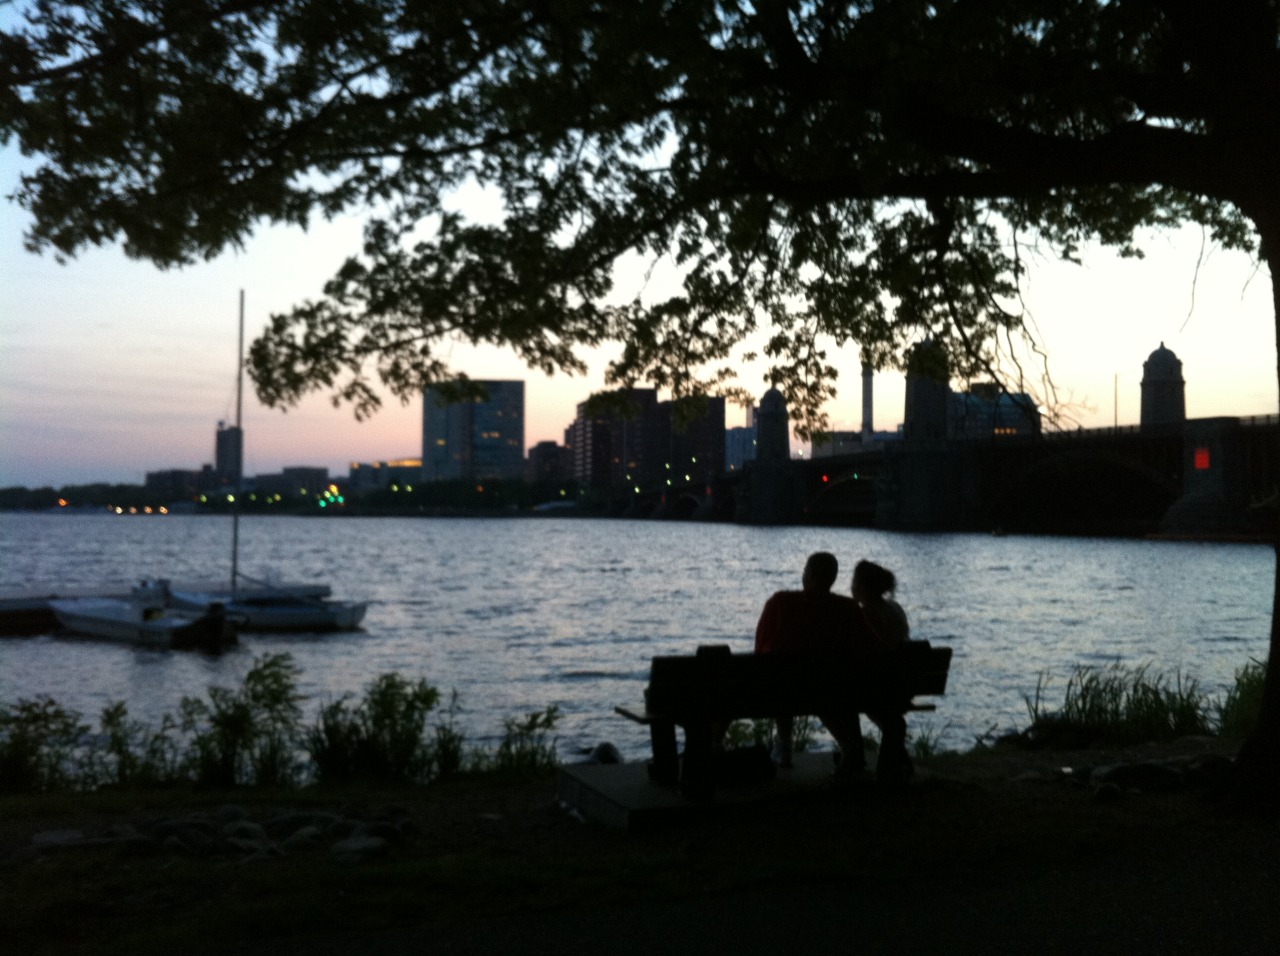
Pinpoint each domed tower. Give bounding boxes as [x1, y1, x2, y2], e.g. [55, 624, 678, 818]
[1140, 343, 1186, 430]
[903, 339, 950, 441]
[754, 388, 791, 463]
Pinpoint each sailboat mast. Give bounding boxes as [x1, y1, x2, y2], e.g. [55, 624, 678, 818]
[231, 290, 244, 595]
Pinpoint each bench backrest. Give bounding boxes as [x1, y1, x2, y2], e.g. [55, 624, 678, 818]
[644, 641, 952, 720]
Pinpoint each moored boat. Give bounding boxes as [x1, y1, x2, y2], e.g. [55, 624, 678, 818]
[49, 595, 237, 652]
[167, 585, 368, 632]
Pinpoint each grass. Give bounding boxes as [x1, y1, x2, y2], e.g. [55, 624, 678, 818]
[1020, 660, 1266, 749]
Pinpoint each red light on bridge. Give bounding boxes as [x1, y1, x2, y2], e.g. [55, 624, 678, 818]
[1194, 447, 1211, 470]
[822, 474, 830, 483]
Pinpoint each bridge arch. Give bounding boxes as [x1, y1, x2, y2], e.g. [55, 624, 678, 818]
[997, 449, 1179, 535]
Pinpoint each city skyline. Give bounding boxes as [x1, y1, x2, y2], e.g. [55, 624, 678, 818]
[3, 138, 1278, 488]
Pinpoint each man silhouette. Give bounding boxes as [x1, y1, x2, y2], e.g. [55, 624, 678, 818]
[754, 552, 882, 770]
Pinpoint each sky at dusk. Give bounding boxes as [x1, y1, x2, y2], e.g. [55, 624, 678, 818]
[2, 140, 1277, 490]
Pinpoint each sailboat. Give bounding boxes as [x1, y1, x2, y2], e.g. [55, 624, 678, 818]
[164, 292, 369, 633]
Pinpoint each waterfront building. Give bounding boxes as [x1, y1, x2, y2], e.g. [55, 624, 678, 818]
[526, 441, 572, 483]
[948, 383, 1041, 439]
[565, 388, 725, 492]
[725, 424, 757, 471]
[254, 466, 331, 496]
[347, 458, 424, 491]
[422, 380, 526, 482]
[565, 412, 614, 489]
[902, 341, 950, 442]
[144, 468, 203, 502]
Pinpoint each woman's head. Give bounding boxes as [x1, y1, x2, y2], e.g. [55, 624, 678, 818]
[852, 560, 896, 601]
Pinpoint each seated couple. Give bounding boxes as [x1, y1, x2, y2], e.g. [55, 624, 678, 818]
[754, 551, 911, 782]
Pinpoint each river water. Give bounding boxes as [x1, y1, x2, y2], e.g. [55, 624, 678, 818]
[0, 513, 1272, 759]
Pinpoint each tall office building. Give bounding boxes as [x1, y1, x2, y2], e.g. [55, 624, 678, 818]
[214, 421, 243, 487]
[566, 388, 725, 491]
[422, 380, 526, 481]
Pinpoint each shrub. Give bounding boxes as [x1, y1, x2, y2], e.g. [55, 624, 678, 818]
[485, 705, 561, 774]
[90, 702, 182, 789]
[306, 673, 440, 784]
[0, 696, 88, 793]
[181, 653, 305, 787]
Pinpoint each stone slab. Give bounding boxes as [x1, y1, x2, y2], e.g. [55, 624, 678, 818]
[556, 751, 840, 830]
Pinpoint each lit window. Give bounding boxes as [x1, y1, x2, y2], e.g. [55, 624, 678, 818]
[1195, 447, 1211, 470]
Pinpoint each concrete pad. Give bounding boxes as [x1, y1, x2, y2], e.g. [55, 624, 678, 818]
[557, 751, 842, 830]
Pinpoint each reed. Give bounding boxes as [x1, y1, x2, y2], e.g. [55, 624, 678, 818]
[1024, 662, 1214, 747]
[1216, 659, 1267, 739]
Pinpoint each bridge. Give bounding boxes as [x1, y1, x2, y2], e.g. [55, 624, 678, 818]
[663, 415, 1278, 537]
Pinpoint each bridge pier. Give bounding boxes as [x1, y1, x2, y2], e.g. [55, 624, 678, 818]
[1161, 418, 1265, 536]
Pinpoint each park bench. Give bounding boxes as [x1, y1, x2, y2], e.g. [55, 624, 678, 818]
[616, 640, 953, 798]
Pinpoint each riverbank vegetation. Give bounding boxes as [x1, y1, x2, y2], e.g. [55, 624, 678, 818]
[0, 654, 560, 794]
[0, 655, 1265, 796]
[1017, 660, 1267, 750]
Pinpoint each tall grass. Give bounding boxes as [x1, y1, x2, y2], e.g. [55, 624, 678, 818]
[723, 715, 820, 752]
[1216, 659, 1267, 739]
[1022, 661, 1262, 748]
[0, 653, 561, 794]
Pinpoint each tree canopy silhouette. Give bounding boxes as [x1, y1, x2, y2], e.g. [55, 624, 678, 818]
[4, 1, 1279, 801]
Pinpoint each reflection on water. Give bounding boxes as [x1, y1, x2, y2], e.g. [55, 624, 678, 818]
[0, 513, 1272, 757]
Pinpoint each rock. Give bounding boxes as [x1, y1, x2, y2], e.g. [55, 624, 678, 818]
[1180, 753, 1235, 789]
[1093, 782, 1124, 803]
[584, 742, 624, 764]
[281, 825, 325, 851]
[355, 820, 403, 844]
[163, 826, 216, 855]
[1011, 770, 1058, 784]
[325, 817, 360, 839]
[330, 835, 389, 863]
[31, 829, 86, 849]
[263, 811, 321, 839]
[1091, 761, 1187, 792]
[223, 819, 269, 841]
[226, 835, 273, 855]
[216, 804, 249, 825]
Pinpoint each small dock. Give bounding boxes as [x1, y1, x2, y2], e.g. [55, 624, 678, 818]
[557, 752, 840, 830]
[0, 587, 131, 636]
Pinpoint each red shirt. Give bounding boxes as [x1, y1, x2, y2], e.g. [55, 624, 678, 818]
[754, 590, 882, 656]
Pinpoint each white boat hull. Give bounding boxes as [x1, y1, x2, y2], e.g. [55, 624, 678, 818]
[168, 589, 367, 632]
[49, 598, 237, 651]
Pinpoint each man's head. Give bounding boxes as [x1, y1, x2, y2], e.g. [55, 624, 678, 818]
[801, 552, 839, 593]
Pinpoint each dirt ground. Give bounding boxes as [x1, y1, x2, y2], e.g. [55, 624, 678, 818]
[4, 737, 1280, 956]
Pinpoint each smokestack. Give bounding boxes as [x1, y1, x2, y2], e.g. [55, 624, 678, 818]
[861, 361, 874, 441]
